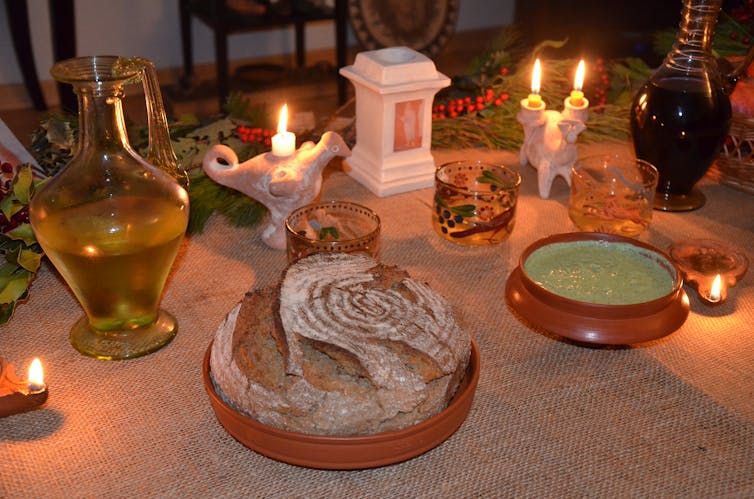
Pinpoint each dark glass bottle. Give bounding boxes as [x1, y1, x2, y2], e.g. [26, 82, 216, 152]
[630, 0, 750, 211]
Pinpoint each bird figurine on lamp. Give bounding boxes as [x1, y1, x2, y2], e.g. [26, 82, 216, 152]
[518, 59, 589, 198]
[202, 105, 351, 249]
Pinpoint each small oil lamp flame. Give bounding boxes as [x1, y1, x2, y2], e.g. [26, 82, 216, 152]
[707, 274, 723, 303]
[0, 357, 49, 417]
[28, 358, 45, 393]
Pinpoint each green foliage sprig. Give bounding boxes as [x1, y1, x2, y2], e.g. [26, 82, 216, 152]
[0, 165, 43, 324]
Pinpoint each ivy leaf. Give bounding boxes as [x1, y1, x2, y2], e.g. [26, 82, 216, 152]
[0, 192, 16, 219]
[17, 246, 43, 273]
[1, 165, 36, 219]
[0, 302, 15, 324]
[4, 223, 37, 246]
[11, 165, 33, 203]
[0, 235, 22, 252]
[0, 265, 32, 304]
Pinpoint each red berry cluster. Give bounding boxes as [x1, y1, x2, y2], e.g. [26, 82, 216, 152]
[236, 125, 274, 146]
[588, 58, 610, 111]
[0, 162, 29, 233]
[433, 87, 511, 120]
[729, 32, 753, 45]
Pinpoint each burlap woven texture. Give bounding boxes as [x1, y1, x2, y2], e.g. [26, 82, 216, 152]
[2, 144, 753, 498]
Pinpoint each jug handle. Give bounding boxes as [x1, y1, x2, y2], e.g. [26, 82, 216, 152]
[135, 58, 189, 187]
[725, 45, 754, 89]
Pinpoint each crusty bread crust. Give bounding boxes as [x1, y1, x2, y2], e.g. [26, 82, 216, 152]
[210, 253, 471, 436]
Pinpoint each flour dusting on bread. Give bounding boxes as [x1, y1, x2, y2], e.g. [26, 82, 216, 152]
[210, 253, 471, 436]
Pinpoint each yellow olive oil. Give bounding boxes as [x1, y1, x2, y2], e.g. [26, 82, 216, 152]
[33, 196, 187, 331]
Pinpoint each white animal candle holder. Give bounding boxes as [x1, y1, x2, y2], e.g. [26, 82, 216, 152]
[202, 131, 351, 250]
[518, 59, 589, 198]
[340, 47, 450, 197]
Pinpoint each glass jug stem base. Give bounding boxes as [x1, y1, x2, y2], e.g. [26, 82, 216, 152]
[69, 309, 178, 360]
[653, 188, 706, 212]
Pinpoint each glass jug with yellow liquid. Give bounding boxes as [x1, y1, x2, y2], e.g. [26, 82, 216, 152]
[30, 56, 189, 360]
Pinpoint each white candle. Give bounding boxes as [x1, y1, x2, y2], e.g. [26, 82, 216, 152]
[272, 104, 296, 157]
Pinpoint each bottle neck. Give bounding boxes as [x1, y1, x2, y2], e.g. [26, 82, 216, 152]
[76, 86, 131, 152]
[667, 0, 722, 72]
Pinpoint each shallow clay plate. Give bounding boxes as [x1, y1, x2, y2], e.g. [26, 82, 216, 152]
[203, 340, 480, 469]
[506, 232, 690, 344]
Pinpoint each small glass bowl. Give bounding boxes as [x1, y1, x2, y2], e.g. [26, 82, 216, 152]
[285, 201, 381, 263]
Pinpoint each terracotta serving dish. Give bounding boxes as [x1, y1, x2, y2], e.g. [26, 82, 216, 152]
[505, 232, 689, 344]
[203, 340, 480, 470]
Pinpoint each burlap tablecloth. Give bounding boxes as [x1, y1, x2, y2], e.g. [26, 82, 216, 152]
[2, 143, 753, 497]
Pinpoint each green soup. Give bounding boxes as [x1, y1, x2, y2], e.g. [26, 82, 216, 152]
[523, 240, 674, 305]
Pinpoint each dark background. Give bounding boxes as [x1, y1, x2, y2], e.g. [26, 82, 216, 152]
[513, 1, 742, 65]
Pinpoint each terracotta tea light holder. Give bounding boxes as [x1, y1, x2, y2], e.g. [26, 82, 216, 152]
[669, 239, 749, 306]
[0, 357, 48, 418]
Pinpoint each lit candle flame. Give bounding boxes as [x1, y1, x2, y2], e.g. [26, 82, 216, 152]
[277, 104, 288, 134]
[272, 103, 296, 157]
[524, 59, 543, 109]
[531, 59, 541, 95]
[27, 358, 45, 393]
[568, 60, 587, 107]
[574, 60, 585, 92]
[708, 274, 723, 303]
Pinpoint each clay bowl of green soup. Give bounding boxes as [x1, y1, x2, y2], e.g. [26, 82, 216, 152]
[506, 232, 689, 344]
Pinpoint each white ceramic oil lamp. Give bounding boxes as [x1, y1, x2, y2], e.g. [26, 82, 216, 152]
[518, 59, 589, 198]
[202, 105, 351, 250]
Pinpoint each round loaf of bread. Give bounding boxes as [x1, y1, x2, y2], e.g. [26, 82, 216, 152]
[209, 252, 472, 436]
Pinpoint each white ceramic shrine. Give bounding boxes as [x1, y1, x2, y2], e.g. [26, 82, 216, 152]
[340, 47, 450, 197]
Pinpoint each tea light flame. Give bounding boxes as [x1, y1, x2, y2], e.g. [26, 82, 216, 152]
[707, 274, 723, 303]
[27, 358, 45, 393]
